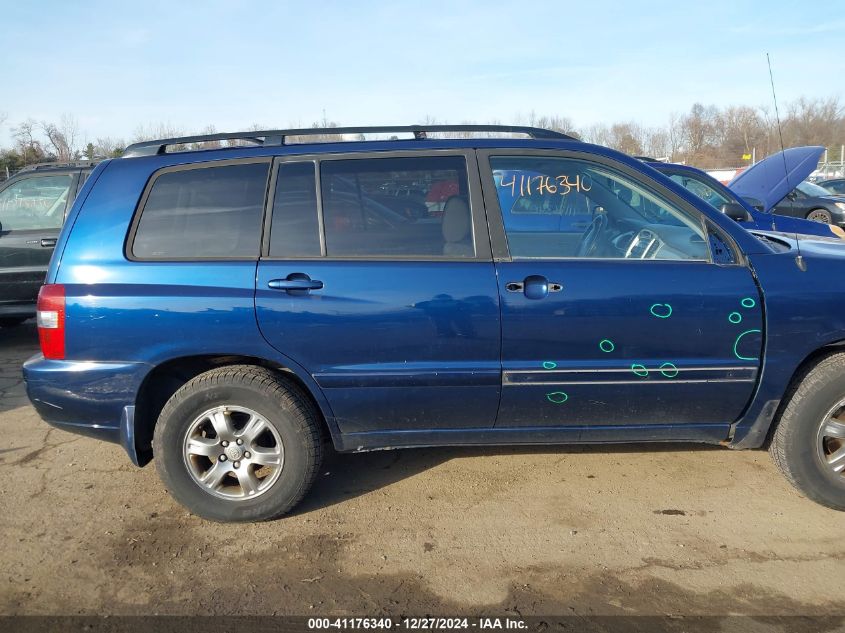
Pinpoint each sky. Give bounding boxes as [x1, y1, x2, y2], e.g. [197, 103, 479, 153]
[1, 0, 844, 146]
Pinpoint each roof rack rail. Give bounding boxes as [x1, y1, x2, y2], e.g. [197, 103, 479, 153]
[19, 160, 99, 172]
[121, 124, 576, 158]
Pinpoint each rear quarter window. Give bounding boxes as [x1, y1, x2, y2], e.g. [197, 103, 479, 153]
[131, 161, 270, 259]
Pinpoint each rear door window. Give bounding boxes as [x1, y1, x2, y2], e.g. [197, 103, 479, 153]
[319, 156, 473, 258]
[0, 174, 73, 231]
[131, 161, 269, 259]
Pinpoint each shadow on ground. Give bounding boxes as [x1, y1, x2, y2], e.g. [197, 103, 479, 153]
[0, 319, 36, 415]
[297, 442, 720, 515]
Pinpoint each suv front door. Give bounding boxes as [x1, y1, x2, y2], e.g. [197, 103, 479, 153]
[479, 151, 763, 440]
[0, 172, 78, 315]
[255, 151, 501, 441]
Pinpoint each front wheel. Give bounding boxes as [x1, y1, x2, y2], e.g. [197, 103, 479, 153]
[153, 365, 323, 522]
[769, 353, 845, 510]
[806, 208, 833, 223]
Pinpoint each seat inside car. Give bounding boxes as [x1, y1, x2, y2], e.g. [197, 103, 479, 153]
[441, 196, 473, 257]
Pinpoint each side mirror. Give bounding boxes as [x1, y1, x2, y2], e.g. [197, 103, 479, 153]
[787, 191, 798, 201]
[720, 202, 752, 223]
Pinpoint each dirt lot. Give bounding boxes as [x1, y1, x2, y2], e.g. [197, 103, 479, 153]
[1, 321, 844, 620]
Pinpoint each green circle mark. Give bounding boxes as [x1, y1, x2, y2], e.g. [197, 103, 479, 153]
[650, 303, 673, 319]
[546, 391, 569, 404]
[660, 362, 679, 378]
[542, 361, 557, 370]
[741, 297, 756, 309]
[728, 312, 742, 324]
[631, 363, 649, 377]
[733, 329, 762, 361]
[599, 339, 615, 353]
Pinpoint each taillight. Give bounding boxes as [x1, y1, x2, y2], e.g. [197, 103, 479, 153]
[37, 284, 65, 360]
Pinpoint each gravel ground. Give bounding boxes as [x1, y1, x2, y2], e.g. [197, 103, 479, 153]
[1, 321, 844, 621]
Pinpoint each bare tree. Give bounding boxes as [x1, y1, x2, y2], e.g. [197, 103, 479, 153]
[131, 122, 186, 152]
[665, 112, 684, 161]
[582, 123, 611, 147]
[783, 96, 844, 147]
[287, 113, 345, 143]
[643, 126, 670, 160]
[12, 119, 44, 165]
[680, 103, 722, 166]
[186, 124, 220, 151]
[41, 114, 80, 161]
[132, 122, 185, 143]
[94, 137, 126, 158]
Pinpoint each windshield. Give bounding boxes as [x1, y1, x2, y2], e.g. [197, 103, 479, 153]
[797, 181, 832, 197]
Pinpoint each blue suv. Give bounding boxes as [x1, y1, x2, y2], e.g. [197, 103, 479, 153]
[22, 125, 845, 521]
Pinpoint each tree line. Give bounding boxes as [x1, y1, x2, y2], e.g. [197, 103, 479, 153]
[1, 95, 843, 177]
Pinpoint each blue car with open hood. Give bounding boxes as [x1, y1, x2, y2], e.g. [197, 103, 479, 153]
[730, 146, 845, 228]
[22, 125, 845, 522]
[646, 148, 845, 240]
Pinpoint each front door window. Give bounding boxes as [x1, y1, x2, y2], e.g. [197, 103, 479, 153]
[490, 156, 708, 261]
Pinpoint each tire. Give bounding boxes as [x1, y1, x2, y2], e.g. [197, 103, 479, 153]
[0, 317, 29, 328]
[153, 365, 323, 522]
[769, 353, 845, 510]
[806, 208, 833, 224]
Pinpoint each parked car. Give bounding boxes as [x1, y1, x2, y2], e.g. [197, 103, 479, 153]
[644, 161, 845, 239]
[818, 178, 845, 196]
[0, 162, 96, 327]
[730, 146, 845, 226]
[23, 125, 845, 522]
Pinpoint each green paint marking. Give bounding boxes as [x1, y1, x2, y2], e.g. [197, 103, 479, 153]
[599, 339, 615, 353]
[733, 329, 762, 361]
[650, 303, 673, 319]
[659, 362, 679, 378]
[542, 361, 557, 370]
[728, 312, 742, 324]
[631, 363, 649, 377]
[741, 297, 756, 309]
[546, 391, 569, 404]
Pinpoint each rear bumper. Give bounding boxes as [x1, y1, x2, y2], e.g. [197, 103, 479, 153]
[22, 355, 152, 465]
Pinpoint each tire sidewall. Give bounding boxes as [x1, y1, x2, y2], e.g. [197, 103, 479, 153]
[807, 209, 833, 223]
[782, 368, 845, 504]
[155, 381, 313, 522]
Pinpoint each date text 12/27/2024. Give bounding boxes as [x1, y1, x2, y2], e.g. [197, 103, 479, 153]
[307, 617, 528, 630]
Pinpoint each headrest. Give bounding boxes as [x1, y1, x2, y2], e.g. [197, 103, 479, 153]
[441, 196, 471, 243]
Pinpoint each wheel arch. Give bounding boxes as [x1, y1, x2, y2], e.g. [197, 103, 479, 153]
[132, 353, 339, 466]
[732, 339, 845, 449]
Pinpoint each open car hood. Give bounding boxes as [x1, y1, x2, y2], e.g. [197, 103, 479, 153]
[728, 146, 825, 213]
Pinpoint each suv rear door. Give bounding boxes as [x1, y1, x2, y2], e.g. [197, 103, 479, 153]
[479, 150, 763, 439]
[255, 150, 501, 439]
[0, 171, 78, 312]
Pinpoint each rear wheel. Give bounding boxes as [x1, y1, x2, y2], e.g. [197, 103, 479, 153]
[769, 353, 845, 510]
[153, 365, 323, 522]
[0, 317, 29, 328]
[806, 208, 833, 223]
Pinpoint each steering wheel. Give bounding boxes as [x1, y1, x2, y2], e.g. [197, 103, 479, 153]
[576, 213, 608, 257]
